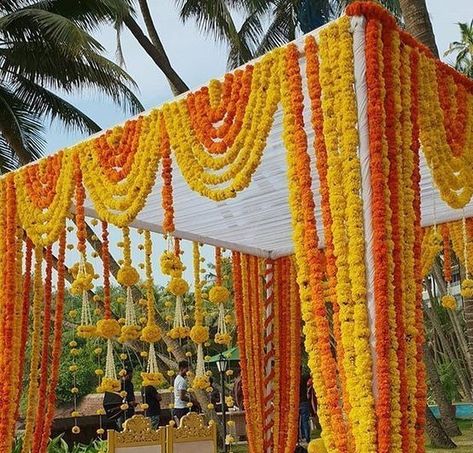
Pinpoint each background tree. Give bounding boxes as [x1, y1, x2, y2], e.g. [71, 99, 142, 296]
[0, 0, 143, 171]
[445, 20, 473, 78]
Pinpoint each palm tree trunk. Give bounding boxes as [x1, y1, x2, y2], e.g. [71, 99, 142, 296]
[463, 295, 473, 397]
[425, 405, 457, 449]
[399, 0, 439, 57]
[424, 343, 461, 437]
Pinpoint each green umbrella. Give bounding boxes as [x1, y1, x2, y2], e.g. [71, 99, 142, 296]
[206, 347, 240, 363]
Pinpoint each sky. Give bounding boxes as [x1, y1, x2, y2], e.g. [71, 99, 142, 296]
[43, 0, 472, 285]
[45, 0, 472, 154]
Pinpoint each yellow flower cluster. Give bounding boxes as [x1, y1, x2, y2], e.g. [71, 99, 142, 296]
[417, 54, 473, 209]
[421, 227, 443, 277]
[168, 326, 190, 339]
[209, 285, 229, 304]
[319, 18, 376, 450]
[160, 250, 184, 277]
[15, 150, 75, 247]
[441, 294, 457, 310]
[141, 324, 162, 343]
[98, 377, 121, 393]
[461, 279, 473, 298]
[96, 318, 121, 339]
[141, 371, 165, 387]
[167, 277, 189, 296]
[163, 49, 282, 201]
[79, 111, 162, 226]
[192, 375, 210, 390]
[214, 332, 231, 345]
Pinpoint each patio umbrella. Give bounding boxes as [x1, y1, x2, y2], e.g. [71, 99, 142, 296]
[206, 347, 240, 363]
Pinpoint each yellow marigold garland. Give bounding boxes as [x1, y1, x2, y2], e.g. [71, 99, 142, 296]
[319, 18, 376, 450]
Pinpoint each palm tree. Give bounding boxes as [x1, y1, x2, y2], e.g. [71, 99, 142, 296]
[0, 0, 143, 171]
[174, 0, 404, 69]
[445, 20, 473, 78]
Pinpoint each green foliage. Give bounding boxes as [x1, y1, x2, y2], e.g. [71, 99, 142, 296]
[13, 433, 106, 453]
[445, 20, 473, 78]
[438, 361, 462, 402]
[0, 0, 142, 171]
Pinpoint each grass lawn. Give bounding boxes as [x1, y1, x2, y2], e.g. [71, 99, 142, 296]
[426, 420, 473, 452]
[228, 420, 473, 453]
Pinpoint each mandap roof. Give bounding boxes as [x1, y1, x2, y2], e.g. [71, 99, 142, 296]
[8, 7, 473, 258]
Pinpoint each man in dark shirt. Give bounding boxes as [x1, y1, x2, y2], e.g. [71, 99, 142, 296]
[143, 385, 162, 429]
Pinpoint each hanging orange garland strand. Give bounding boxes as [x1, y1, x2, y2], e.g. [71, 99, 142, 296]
[160, 114, 174, 234]
[39, 230, 66, 452]
[441, 225, 452, 283]
[74, 155, 86, 254]
[101, 221, 112, 319]
[31, 245, 53, 452]
[0, 177, 18, 450]
[232, 251, 257, 452]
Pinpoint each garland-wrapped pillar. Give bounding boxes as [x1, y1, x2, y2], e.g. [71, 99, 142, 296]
[263, 259, 274, 453]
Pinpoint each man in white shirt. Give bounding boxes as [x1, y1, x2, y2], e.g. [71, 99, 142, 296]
[173, 360, 191, 422]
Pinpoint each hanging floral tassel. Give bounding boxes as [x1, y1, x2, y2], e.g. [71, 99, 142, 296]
[118, 227, 140, 342]
[441, 224, 456, 310]
[165, 237, 190, 339]
[210, 247, 231, 345]
[461, 215, 473, 298]
[75, 253, 96, 338]
[98, 339, 120, 393]
[190, 242, 210, 390]
[141, 343, 165, 387]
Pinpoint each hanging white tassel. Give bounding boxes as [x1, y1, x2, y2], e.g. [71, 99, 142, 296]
[125, 286, 137, 326]
[141, 343, 165, 387]
[80, 289, 93, 326]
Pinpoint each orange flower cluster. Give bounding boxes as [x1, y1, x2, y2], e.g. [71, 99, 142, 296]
[215, 247, 222, 285]
[74, 156, 86, 254]
[24, 154, 61, 209]
[282, 42, 349, 452]
[0, 177, 18, 450]
[232, 252, 266, 453]
[441, 225, 452, 283]
[160, 115, 174, 233]
[273, 257, 301, 453]
[32, 246, 53, 452]
[95, 118, 143, 182]
[39, 231, 66, 452]
[347, 3, 428, 449]
[101, 221, 112, 319]
[186, 69, 253, 154]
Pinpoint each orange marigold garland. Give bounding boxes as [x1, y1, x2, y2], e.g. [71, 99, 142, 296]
[160, 114, 174, 234]
[365, 18, 394, 450]
[0, 177, 18, 451]
[282, 41, 348, 452]
[39, 230, 66, 452]
[32, 245, 53, 452]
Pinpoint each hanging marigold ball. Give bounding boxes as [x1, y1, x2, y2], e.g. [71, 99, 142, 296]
[190, 325, 209, 344]
[461, 279, 473, 298]
[96, 318, 121, 339]
[117, 264, 140, 286]
[168, 326, 190, 339]
[141, 371, 165, 387]
[120, 325, 141, 342]
[140, 324, 162, 343]
[192, 375, 210, 390]
[160, 251, 184, 276]
[167, 277, 189, 296]
[215, 332, 232, 345]
[209, 285, 230, 304]
[70, 261, 95, 279]
[76, 324, 97, 339]
[441, 294, 457, 310]
[98, 377, 121, 393]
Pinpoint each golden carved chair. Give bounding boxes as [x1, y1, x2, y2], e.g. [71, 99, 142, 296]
[107, 415, 166, 453]
[166, 412, 217, 453]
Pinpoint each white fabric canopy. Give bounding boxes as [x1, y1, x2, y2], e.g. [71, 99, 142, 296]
[74, 17, 472, 259]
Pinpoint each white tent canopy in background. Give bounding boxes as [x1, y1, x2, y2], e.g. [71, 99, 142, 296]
[70, 17, 472, 259]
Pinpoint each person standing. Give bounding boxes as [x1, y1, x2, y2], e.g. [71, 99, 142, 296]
[299, 373, 311, 444]
[173, 361, 192, 422]
[142, 384, 162, 429]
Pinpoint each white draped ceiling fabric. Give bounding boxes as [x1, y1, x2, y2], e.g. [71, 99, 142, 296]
[68, 20, 470, 260]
